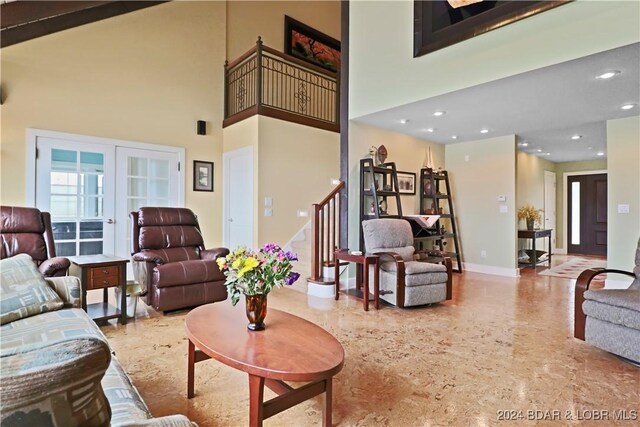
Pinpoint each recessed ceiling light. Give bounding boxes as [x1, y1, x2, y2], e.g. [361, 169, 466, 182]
[621, 103, 637, 110]
[480, 129, 489, 134]
[588, 147, 593, 150]
[433, 111, 446, 117]
[399, 119, 409, 124]
[596, 70, 620, 80]
[546, 153, 551, 156]
[537, 149, 543, 153]
[597, 152, 605, 156]
[521, 142, 529, 147]
[425, 128, 435, 133]
[571, 135, 582, 140]
[451, 135, 458, 140]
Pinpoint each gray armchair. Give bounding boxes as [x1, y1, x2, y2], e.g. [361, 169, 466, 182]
[362, 219, 452, 308]
[575, 237, 640, 363]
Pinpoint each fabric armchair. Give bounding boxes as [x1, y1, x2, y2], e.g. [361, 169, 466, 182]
[362, 219, 452, 308]
[574, 237, 640, 363]
[130, 207, 229, 312]
[1, 206, 70, 277]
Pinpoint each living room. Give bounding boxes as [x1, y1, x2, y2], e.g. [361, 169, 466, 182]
[1, 1, 639, 426]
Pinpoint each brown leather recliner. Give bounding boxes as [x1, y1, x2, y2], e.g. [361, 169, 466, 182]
[0, 206, 71, 277]
[130, 207, 229, 312]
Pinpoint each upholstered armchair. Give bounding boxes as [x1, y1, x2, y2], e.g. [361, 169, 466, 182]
[130, 207, 229, 312]
[0, 206, 71, 277]
[362, 219, 452, 308]
[575, 237, 640, 363]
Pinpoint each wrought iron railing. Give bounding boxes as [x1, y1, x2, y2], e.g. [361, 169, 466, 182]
[224, 37, 339, 132]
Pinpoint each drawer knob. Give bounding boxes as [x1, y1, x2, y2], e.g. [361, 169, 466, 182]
[103, 280, 109, 286]
[103, 270, 109, 275]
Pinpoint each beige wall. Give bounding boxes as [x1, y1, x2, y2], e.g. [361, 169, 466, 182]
[446, 136, 517, 275]
[226, 0, 340, 60]
[606, 116, 640, 281]
[347, 121, 445, 251]
[349, 0, 640, 119]
[554, 159, 607, 249]
[0, 2, 226, 246]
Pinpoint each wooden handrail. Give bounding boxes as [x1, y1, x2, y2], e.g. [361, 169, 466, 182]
[310, 181, 345, 282]
[225, 45, 258, 70]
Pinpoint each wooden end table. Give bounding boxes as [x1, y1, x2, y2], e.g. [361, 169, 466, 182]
[68, 254, 129, 325]
[334, 249, 380, 311]
[517, 229, 553, 268]
[185, 303, 344, 427]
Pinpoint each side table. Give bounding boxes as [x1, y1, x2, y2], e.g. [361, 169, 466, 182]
[334, 249, 379, 311]
[68, 254, 129, 324]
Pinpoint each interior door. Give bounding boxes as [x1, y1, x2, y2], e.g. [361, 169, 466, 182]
[223, 146, 254, 249]
[543, 170, 556, 252]
[568, 173, 607, 256]
[36, 138, 115, 256]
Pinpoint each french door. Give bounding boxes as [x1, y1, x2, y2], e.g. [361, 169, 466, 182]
[34, 134, 182, 272]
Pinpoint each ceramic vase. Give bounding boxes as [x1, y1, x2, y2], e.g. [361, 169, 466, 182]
[245, 293, 267, 331]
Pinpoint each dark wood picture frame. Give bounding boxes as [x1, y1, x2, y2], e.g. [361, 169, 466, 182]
[414, 0, 570, 57]
[397, 171, 417, 195]
[193, 160, 213, 192]
[284, 15, 341, 73]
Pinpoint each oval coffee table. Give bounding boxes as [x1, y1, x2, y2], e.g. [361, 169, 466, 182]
[185, 302, 344, 427]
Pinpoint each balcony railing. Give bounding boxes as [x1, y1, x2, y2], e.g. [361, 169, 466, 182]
[223, 37, 340, 132]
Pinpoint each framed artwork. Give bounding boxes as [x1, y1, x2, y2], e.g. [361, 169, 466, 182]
[193, 160, 213, 192]
[397, 172, 417, 195]
[414, 0, 570, 57]
[284, 15, 341, 73]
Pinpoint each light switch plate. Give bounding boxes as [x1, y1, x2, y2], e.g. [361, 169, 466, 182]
[617, 204, 630, 214]
[497, 195, 506, 202]
[297, 210, 309, 217]
[499, 205, 508, 213]
[264, 208, 273, 217]
[264, 197, 273, 207]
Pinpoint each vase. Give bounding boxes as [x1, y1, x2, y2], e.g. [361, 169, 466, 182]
[526, 219, 535, 230]
[245, 294, 267, 331]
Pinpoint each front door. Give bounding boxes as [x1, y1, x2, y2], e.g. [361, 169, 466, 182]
[568, 173, 607, 256]
[223, 146, 254, 249]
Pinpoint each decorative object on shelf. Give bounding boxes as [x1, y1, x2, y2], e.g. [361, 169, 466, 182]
[383, 184, 393, 191]
[284, 15, 341, 72]
[517, 205, 543, 230]
[425, 147, 434, 169]
[377, 145, 388, 164]
[216, 243, 299, 331]
[368, 146, 379, 165]
[424, 176, 434, 197]
[397, 171, 416, 195]
[378, 199, 388, 215]
[193, 160, 214, 192]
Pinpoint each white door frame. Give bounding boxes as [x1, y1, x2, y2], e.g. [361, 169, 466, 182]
[543, 170, 556, 253]
[26, 128, 185, 206]
[560, 169, 607, 254]
[222, 146, 254, 248]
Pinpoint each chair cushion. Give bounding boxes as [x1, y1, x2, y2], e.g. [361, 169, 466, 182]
[103, 358, 152, 424]
[153, 259, 224, 288]
[583, 290, 640, 330]
[381, 261, 448, 287]
[362, 219, 414, 255]
[139, 226, 204, 250]
[0, 206, 45, 233]
[0, 254, 63, 325]
[373, 247, 416, 262]
[137, 207, 199, 227]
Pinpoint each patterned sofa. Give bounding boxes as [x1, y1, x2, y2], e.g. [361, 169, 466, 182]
[0, 254, 194, 426]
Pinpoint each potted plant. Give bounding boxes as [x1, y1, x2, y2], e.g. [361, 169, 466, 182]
[517, 205, 543, 230]
[216, 243, 299, 331]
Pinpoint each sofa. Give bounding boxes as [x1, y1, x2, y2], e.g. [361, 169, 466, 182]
[0, 254, 195, 426]
[130, 207, 229, 312]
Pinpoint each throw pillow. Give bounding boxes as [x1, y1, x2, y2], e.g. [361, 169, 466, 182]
[0, 254, 63, 325]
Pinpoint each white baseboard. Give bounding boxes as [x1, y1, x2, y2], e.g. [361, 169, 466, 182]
[554, 247, 567, 254]
[463, 262, 520, 278]
[605, 278, 633, 289]
[307, 281, 335, 298]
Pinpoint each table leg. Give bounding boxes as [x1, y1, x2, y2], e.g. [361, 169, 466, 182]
[363, 260, 369, 311]
[323, 378, 333, 427]
[187, 340, 195, 399]
[334, 255, 340, 301]
[355, 264, 362, 291]
[548, 232, 552, 266]
[374, 258, 380, 310]
[119, 267, 127, 325]
[532, 236, 537, 268]
[248, 374, 265, 427]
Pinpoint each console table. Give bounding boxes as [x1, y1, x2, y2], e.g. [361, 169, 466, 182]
[518, 229, 552, 268]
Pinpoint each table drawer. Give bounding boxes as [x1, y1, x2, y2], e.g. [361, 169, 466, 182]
[88, 266, 120, 290]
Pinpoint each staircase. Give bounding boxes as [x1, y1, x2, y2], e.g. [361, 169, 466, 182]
[286, 227, 314, 294]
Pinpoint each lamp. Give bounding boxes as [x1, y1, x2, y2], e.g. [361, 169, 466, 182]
[448, 0, 483, 8]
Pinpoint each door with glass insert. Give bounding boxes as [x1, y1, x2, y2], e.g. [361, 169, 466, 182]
[36, 139, 115, 257]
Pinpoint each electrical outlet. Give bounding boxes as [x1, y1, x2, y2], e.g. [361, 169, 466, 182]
[264, 208, 273, 217]
[464, 155, 470, 162]
[481, 250, 487, 258]
[297, 210, 308, 217]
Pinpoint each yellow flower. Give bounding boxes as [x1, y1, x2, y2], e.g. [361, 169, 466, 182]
[238, 257, 259, 278]
[216, 257, 227, 269]
[232, 258, 243, 269]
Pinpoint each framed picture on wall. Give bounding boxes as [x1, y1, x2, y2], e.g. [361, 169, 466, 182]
[284, 15, 341, 73]
[193, 160, 213, 192]
[397, 171, 416, 195]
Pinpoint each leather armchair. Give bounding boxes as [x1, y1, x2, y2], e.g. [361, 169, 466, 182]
[130, 207, 229, 312]
[575, 237, 640, 363]
[0, 206, 70, 277]
[362, 219, 452, 308]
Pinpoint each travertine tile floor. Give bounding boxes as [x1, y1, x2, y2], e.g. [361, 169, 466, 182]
[101, 257, 639, 426]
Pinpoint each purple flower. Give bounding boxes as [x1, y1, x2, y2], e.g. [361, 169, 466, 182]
[261, 243, 281, 254]
[285, 251, 298, 261]
[285, 272, 300, 285]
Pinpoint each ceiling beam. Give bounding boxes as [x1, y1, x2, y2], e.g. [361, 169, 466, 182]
[1, 1, 168, 48]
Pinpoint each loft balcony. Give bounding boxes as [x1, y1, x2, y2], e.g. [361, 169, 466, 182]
[223, 38, 340, 133]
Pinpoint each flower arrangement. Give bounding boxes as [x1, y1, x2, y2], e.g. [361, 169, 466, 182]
[216, 243, 300, 306]
[517, 205, 543, 229]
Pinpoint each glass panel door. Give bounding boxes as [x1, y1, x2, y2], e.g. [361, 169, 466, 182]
[36, 139, 115, 256]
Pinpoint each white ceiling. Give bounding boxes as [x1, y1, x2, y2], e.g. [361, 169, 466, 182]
[355, 43, 640, 163]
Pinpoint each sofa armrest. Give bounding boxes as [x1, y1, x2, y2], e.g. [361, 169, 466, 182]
[133, 250, 167, 265]
[46, 276, 82, 308]
[201, 247, 230, 260]
[38, 257, 71, 277]
[113, 415, 196, 427]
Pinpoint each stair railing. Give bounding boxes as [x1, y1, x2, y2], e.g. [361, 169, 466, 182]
[310, 181, 345, 282]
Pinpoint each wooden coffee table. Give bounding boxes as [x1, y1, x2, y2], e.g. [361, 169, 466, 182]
[185, 303, 344, 427]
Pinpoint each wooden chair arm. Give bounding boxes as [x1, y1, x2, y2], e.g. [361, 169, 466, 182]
[373, 251, 406, 308]
[442, 257, 453, 300]
[574, 268, 634, 340]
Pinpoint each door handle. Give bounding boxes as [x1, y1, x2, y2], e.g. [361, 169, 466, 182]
[104, 219, 114, 224]
[228, 218, 233, 222]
